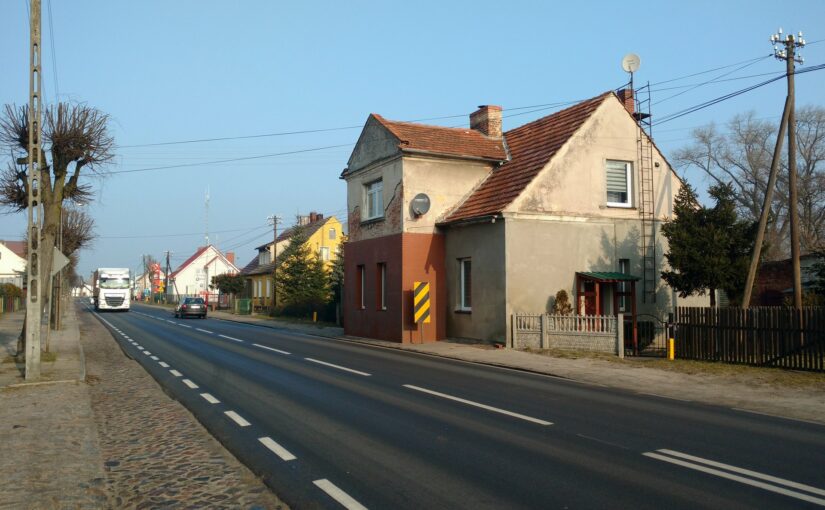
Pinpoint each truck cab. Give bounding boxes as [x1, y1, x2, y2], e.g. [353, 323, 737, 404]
[93, 268, 131, 311]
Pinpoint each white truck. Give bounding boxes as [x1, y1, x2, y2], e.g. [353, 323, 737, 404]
[93, 268, 131, 312]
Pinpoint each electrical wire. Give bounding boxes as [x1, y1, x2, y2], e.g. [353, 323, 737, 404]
[653, 55, 773, 105]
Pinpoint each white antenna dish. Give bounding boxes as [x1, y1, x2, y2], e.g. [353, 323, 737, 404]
[621, 53, 641, 73]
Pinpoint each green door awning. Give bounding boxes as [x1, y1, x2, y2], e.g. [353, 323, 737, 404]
[576, 271, 640, 282]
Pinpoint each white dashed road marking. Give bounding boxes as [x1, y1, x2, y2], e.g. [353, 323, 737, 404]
[224, 411, 251, 427]
[305, 358, 370, 376]
[158, 362, 169, 368]
[219, 334, 244, 343]
[252, 343, 289, 355]
[403, 384, 553, 426]
[182, 379, 199, 389]
[150, 356, 159, 361]
[644, 449, 825, 506]
[258, 437, 296, 461]
[196, 328, 213, 334]
[313, 479, 367, 510]
[170, 370, 182, 377]
[178, 324, 192, 329]
[200, 393, 220, 404]
[143, 351, 151, 356]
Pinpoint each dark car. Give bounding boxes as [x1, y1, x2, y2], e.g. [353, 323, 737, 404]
[175, 297, 207, 319]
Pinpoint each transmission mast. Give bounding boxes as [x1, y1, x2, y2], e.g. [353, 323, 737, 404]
[25, 0, 44, 380]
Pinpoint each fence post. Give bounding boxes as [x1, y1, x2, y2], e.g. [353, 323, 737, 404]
[540, 314, 548, 349]
[617, 313, 624, 358]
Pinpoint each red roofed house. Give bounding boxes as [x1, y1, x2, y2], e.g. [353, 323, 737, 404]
[166, 245, 238, 301]
[341, 91, 708, 345]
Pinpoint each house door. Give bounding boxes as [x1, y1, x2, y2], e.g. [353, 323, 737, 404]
[583, 281, 596, 315]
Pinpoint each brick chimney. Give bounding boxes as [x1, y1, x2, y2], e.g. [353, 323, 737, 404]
[470, 105, 503, 138]
[617, 89, 635, 115]
[226, 251, 235, 265]
[309, 211, 323, 223]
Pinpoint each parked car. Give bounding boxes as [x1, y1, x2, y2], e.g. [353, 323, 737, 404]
[175, 297, 207, 319]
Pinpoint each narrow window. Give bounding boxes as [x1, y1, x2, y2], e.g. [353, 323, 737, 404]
[357, 265, 365, 309]
[377, 263, 387, 310]
[266, 279, 271, 298]
[606, 160, 632, 207]
[459, 258, 472, 311]
[365, 179, 384, 220]
[329, 228, 336, 240]
[618, 258, 629, 312]
[320, 246, 330, 262]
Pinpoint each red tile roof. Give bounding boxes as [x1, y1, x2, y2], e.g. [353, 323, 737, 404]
[1, 240, 27, 259]
[444, 93, 610, 223]
[371, 114, 508, 162]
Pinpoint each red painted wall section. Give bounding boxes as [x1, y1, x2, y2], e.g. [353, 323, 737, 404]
[343, 232, 446, 343]
[344, 235, 403, 341]
[401, 233, 446, 343]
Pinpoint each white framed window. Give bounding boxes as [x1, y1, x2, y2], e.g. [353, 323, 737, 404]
[606, 160, 632, 208]
[365, 179, 384, 220]
[266, 279, 271, 298]
[459, 258, 472, 311]
[329, 228, 336, 240]
[256, 280, 262, 298]
[320, 247, 330, 261]
[378, 263, 386, 310]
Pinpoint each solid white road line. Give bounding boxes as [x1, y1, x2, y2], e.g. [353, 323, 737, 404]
[150, 356, 159, 361]
[158, 362, 169, 368]
[655, 449, 825, 497]
[224, 410, 251, 427]
[200, 393, 220, 404]
[258, 437, 296, 461]
[305, 358, 370, 376]
[644, 450, 825, 506]
[182, 379, 199, 389]
[219, 334, 244, 343]
[403, 384, 553, 426]
[313, 479, 367, 510]
[252, 343, 289, 355]
[196, 328, 213, 334]
[169, 370, 182, 377]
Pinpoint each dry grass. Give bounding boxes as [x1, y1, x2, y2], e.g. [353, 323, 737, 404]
[521, 347, 825, 389]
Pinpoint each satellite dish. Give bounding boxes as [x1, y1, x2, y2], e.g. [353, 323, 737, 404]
[621, 53, 641, 73]
[411, 193, 431, 216]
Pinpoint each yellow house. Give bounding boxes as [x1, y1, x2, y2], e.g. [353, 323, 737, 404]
[240, 212, 344, 311]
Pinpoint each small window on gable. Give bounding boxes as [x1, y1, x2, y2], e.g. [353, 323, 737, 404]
[365, 179, 384, 220]
[329, 228, 336, 240]
[606, 160, 632, 208]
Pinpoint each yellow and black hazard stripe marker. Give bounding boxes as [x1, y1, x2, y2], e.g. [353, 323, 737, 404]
[413, 281, 431, 324]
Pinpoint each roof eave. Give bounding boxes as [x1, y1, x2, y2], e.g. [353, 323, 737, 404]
[401, 147, 506, 164]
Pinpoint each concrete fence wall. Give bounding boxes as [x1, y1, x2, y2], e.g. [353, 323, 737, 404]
[512, 313, 624, 357]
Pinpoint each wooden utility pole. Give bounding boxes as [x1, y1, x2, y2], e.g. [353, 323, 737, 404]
[164, 251, 171, 303]
[25, 0, 43, 380]
[742, 28, 807, 308]
[268, 214, 281, 311]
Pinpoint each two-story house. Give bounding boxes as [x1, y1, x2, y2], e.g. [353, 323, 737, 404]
[0, 240, 27, 288]
[240, 212, 344, 310]
[342, 90, 708, 345]
[167, 245, 238, 301]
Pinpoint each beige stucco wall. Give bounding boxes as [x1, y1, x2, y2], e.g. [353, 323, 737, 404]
[445, 221, 507, 342]
[401, 156, 494, 234]
[510, 97, 678, 221]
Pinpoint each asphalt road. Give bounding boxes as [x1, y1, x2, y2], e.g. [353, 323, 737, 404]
[84, 302, 825, 509]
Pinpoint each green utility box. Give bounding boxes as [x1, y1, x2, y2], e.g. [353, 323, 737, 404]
[235, 298, 252, 315]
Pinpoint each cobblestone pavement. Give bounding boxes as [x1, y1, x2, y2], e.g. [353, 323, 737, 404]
[78, 307, 287, 509]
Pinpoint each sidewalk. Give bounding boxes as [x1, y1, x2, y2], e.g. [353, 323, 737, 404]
[206, 307, 825, 425]
[0, 305, 285, 509]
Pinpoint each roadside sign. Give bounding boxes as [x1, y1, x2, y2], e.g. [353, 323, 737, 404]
[413, 281, 431, 324]
[51, 247, 70, 276]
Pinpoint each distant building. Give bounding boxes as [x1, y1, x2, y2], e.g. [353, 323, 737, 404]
[750, 253, 823, 306]
[167, 245, 238, 300]
[0, 240, 27, 288]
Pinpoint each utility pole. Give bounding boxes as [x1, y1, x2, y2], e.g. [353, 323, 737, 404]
[164, 251, 171, 304]
[25, 0, 43, 380]
[775, 28, 806, 308]
[742, 28, 806, 308]
[268, 214, 282, 311]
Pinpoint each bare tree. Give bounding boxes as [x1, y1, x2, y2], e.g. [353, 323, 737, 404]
[674, 107, 825, 259]
[1, 102, 113, 340]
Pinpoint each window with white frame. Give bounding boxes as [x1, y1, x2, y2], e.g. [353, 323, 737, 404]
[320, 246, 330, 261]
[329, 228, 336, 240]
[606, 160, 632, 207]
[266, 279, 271, 298]
[365, 179, 384, 220]
[458, 258, 472, 311]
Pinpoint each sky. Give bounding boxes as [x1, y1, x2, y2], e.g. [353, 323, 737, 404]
[1, 0, 824, 280]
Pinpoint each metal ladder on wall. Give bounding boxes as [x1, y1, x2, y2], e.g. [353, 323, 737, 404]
[634, 83, 656, 303]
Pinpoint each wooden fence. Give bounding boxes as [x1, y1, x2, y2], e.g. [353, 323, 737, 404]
[674, 307, 825, 372]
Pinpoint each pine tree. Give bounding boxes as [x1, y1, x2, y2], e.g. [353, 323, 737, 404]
[661, 182, 756, 306]
[275, 222, 331, 315]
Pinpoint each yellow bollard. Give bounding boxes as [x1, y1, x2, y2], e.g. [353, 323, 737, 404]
[668, 338, 675, 360]
[313, 311, 317, 323]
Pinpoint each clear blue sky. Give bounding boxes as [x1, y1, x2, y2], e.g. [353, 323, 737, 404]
[1, 0, 824, 279]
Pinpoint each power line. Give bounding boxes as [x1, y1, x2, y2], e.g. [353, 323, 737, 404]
[649, 54, 773, 86]
[653, 55, 772, 105]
